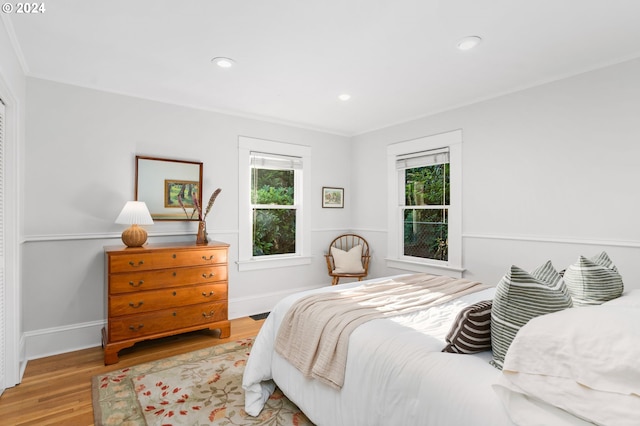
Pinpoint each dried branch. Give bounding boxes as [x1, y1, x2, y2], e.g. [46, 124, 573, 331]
[204, 188, 222, 219]
[193, 190, 203, 221]
[177, 191, 190, 219]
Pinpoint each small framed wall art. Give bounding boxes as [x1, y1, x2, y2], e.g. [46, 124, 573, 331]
[164, 180, 199, 209]
[322, 187, 344, 208]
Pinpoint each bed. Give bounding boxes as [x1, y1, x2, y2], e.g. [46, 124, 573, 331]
[242, 269, 640, 426]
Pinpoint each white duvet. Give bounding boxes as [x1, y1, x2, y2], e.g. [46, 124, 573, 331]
[242, 276, 514, 426]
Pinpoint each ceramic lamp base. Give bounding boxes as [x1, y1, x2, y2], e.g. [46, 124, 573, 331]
[121, 224, 148, 247]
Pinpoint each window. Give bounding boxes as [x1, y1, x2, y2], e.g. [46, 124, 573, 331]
[238, 137, 311, 271]
[400, 148, 450, 261]
[251, 152, 300, 256]
[387, 130, 462, 276]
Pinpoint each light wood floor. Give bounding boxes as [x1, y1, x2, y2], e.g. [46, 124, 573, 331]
[0, 317, 264, 426]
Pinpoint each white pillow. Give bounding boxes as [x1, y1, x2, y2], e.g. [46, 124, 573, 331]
[331, 245, 365, 273]
[495, 305, 640, 425]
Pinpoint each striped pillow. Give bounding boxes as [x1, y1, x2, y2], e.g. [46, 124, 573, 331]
[443, 300, 492, 354]
[490, 261, 573, 369]
[563, 252, 623, 306]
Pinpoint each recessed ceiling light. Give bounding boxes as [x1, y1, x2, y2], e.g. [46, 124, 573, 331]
[457, 36, 482, 51]
[338, 94, 351, 101]
[212, 57, 235, 68]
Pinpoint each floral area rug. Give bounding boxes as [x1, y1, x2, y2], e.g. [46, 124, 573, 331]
[92, 337, 313, 425]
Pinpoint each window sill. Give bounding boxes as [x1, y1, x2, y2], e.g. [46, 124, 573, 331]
[236, 255, 312, 272]
[384, 258, 465, 278]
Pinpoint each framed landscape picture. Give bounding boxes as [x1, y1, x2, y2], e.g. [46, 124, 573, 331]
[165, 180, 199, 208]
[322, 187, 344, 208]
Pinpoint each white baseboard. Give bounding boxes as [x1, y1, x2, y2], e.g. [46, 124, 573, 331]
[24, 320, 105, 360]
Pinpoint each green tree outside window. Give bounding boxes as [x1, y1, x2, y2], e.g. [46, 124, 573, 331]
[252, 168, 296, 256]
[403, 163, 449, 261]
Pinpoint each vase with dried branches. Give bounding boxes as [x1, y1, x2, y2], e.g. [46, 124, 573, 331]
[178, 187, 222, 244]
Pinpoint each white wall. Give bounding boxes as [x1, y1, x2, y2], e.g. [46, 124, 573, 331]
[18, 55, 640, 361]
[22, 78, 353, 358]
[352, 58, 640, 289]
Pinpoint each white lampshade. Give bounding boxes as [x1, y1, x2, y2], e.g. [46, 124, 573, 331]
[115, 201, 153, 247]
[115, 201, 154, 225]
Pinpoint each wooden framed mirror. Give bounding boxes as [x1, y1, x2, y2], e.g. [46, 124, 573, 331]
[135, 156, 203, 221]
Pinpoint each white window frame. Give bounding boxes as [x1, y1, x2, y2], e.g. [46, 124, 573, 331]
[386, 130, 463, 277]
[238, 136, 311, 271]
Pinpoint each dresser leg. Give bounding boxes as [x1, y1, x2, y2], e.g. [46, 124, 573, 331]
[103, 340, 138, 365]
[104, 349, 120, 365]
[102, 330, 137, 365]
[217, 321, 231, 339]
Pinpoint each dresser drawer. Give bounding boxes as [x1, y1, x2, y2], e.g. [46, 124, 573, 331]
[109, 283, 227, 316]
[109, 265, 227, 294]
[109, 248, 228, 273]
[108, 301, 228, 341]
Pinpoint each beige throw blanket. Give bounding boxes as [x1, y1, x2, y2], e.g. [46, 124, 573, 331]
[274, 273, 488, 389]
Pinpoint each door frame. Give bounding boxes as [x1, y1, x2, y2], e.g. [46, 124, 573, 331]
[0, 75, 23, 391]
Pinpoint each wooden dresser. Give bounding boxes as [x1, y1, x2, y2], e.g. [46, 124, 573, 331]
[103, 241, 230, 365]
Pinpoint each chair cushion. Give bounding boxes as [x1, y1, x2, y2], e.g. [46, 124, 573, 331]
[331, 245, 365, 273]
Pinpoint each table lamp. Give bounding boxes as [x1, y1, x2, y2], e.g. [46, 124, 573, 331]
[115, 201, 154, 247]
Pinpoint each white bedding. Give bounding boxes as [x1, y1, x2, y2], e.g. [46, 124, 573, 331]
[242, 276, 514, 425]
[494, 296, 640, 426]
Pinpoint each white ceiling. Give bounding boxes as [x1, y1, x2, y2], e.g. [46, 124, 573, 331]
[5, 0, 640, 136]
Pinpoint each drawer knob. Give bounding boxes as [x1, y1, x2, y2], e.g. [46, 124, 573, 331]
[172, 254, 177, 259]
[173, 291, 177, 296]
[202, 273, 216, 279]
[202, 310, 216, 318]
[202, 255, 215, 261]
[128, 301, 144, 308]
[129, 324, 144, 331]
[128, 280, 144, 287]
[202, 291, 215, 297]
[128, 260, 144, 267]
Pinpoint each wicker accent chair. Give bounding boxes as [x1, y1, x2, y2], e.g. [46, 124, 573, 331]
[325, 234, 371, 285]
